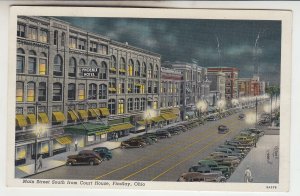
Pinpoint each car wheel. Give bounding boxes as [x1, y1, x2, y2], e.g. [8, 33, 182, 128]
[89, 160, 95, 166]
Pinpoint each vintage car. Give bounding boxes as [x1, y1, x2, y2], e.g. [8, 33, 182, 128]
[198, 160, 231, 178]
[205, 152, 240, 168]
[218, 125, 229, 134]
[128, 137, 154, 145]
[92, 147, 112, 160]
[218, 144, 247, 155]
[66, 150, 102, 166]
[120, 140, 146, 148]
[177, 172, 226, 182]
[245, 128, 265, 137]
[215, 147, 245, 159]
[238, 113, 245, 120]
[154, 130, 171, 138]
[233, 135, 255, 145]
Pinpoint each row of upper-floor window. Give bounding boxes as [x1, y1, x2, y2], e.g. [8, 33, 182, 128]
[16, 81, 109, 102]
[108, 78, 159, 94]
[17, 48, 159, 79]
[107, 98, 158, 115]
[160, 97, 180, 108]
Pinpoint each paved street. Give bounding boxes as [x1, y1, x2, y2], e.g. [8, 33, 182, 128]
[28, 106, 275, 182]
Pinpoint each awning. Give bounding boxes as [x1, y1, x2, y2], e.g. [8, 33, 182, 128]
[119, 69, 126, 73]
[77, 110, 88, 119]
[52, 112, 66, 122]
[171, 108, 180, 114]
[151, 116, 165, 122]
[16, 114, 27, 127]
[161, 113, 178, 121]
[88, 109, 98, 117]
[68, 111, 77, 121]
[27, 114, 37, 125]
[64, 123, 110, 135]
[109, 88, 117, 92]
[109, 123, 134, 132]
[109, 67, 116, 72]
[99, 108, 110, 116]
[55, 135, 72, 145]
[137, 120, 147, 125]
[38, 113, 49, 124]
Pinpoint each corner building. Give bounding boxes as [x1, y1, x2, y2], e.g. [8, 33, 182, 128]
[15, 16, 161, 165]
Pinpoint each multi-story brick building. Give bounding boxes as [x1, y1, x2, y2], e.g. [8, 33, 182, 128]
[15, 16, 161, 165]
[207, 67, 239, 101]
[238, 75, 265, 97]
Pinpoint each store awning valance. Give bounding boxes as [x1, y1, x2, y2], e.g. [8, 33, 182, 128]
[27, 114, 37, 125]
[88, 109, 99, 117]
[151, 116, 165, 122]
[119, 69, 126, 73]
[55, 135, 73, 145]
[109, 123, 134, 132]
[52, 112, 66, 122]
[99, 108, 110, 116]
[68, 111, 77, 121]
[64, 123, 110, 135]
[77, 110, 88, 119]
[38, 113, 49, 124]
[161, 113, 177, 121]
[16, 114, 27, 127]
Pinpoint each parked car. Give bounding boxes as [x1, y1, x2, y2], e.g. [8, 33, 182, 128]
[206, 116, 218, 121]
[165, 128, 181, 135]
[218, 144, 247, 155]
[142, 133, 158, 141]
[136, 135, 158, 143]
[205, 152, 240, 168]
[238, 113, 245, 120]
[198, 160, 231, 178]
[224, 140, 253, 150]
[233, 136, 255, 145]
[218, 125, 229, 134]
[239, 131, 258, 141]
[245, 128, 265, 137]
[177, 172, 226, 182]
[128, 137, 154, 145]
[92, 147, 112, 160]
[215, 147, 245, 159]
[66, 150, 102, 166]
[154, 130, 171, 138]
[169, 125, 188, 132]
[120, 140, 146, 148]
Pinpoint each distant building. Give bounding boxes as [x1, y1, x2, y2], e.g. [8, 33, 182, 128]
[237, 75, 265, 97]
[207, 71, 226, 106]
[207, 67, 239, 101]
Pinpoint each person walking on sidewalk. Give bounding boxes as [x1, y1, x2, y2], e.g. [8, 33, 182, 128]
[244, 166, 253, 183]
[115, 133, 119, 141]
[37, 154, 43, 171]
[74, 139, 78, 151]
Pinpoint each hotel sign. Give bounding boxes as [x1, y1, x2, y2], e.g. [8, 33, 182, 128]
[79, 67, 99, 78]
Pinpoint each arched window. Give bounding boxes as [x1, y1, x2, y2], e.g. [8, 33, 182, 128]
[27, 82, 35, 102]
[88, 83, 97, 100]
[118, 99, 124, 114]
[148, 63, 153, 78]
[135, 60, 141, 76]
[108, 99, 116, 115]
[99, 61, 107, 79]
[127, 98, 133, 111]
[54, 30, 58, 45]
[79, 59, 86, 66]
[89, 60, 97, 67]
[53, 82, 62, 101]
[154, 64, 159, 78]
[141, 62, 147, 77]
[68, 83, 76, 100]
[119, 57, 126, 75]
[69, 57, 76, 77]
[78, 84, 85, 100]
[53, 55, 63, 76]
[28, 50, 37, 74]
[61, 32, 65, 47]
[16, 81, 24, 102]
[17, 48, 25, 73]
[99, 84, 107, 99]
[134, 98, 140, 110]
[128, 59, 134, 76]
[39, 52, 47, 75]
[38, 82, 47, 101]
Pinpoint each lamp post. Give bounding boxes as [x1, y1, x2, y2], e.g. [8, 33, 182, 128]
[34, 101, 41, 173]
[144, 108, 156, 134]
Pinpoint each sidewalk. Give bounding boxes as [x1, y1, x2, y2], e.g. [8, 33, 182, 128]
[15, 120, 185, 178]
[228, 134, 279, 183]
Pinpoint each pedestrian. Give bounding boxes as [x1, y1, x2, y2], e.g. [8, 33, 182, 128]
[244, 166, 253, 183]
[115, 133, 119, 141]
[37, 154, 43, 171]
[74, 139, 78, 151]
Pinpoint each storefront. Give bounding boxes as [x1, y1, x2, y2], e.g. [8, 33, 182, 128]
[107, 117, 134, 140]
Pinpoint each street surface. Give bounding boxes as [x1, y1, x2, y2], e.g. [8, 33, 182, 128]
[28, 105, 276, 182]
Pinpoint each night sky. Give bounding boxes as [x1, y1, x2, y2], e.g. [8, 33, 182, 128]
[58, 17, 281, 84]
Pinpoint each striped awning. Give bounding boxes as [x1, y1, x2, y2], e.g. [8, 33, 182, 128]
[27, 114, 37, 125]
[38, 113, 49, 124]
[99, 108, 110, 116]
[52, 112, 66, 122]
[171, 108, 180, 114]
[151, 116, 165, 122]
[109, 88, 117, 92]
[161, 113, 178, 121]
[119, 69, 126, 73]
[68, 111, 77, 121]
[77, 110, 88, 119]
[55, 136, 73, 145]
[109, 123, 134, 132]
[88, 109, 98, 117]
[16, 114, 27, 127]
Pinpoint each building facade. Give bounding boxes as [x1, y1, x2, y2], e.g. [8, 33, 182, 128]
[207, 67, 239, 101]
[207, 71, 226, 106]
[238, 75, 265, 97]
[15, 16, 161, 165]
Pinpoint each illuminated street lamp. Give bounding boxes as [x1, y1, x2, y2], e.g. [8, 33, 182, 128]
[143, 108, 157, 133]
[231, 99, 239, 108]
[217, 100, 226, 114]
[196, 100, 208, 120]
